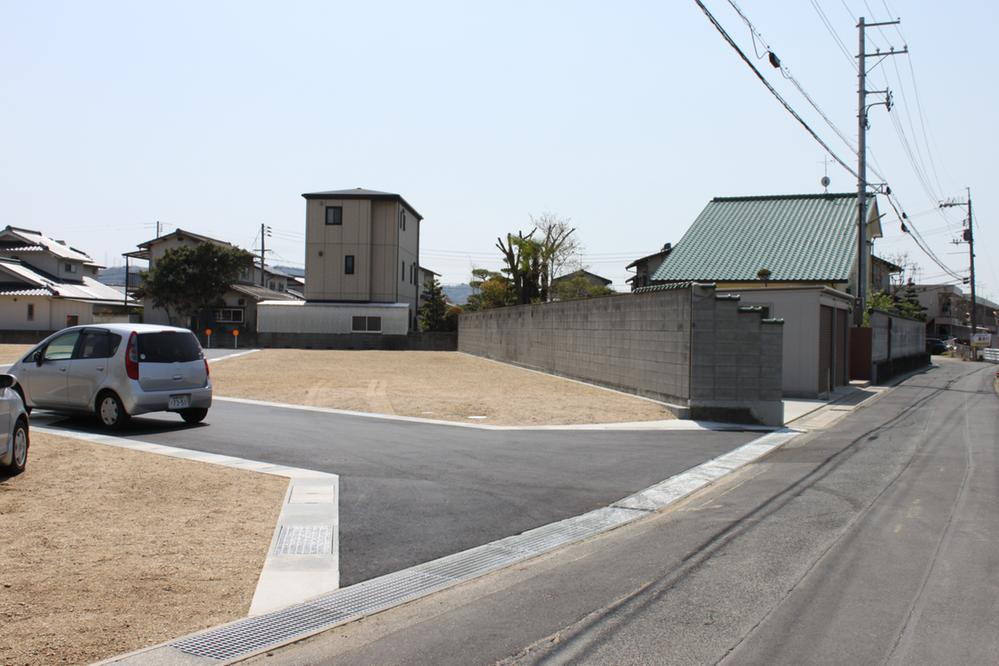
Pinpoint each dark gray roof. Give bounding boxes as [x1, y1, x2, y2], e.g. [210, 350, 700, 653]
[552, 269, 613, 286]
[301, 188, 423, 220]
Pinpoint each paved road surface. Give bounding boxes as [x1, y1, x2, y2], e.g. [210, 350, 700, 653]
[36, 398, 757, 585]
[247, 359, 999, 665]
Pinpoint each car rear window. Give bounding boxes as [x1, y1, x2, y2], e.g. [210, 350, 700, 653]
[137, 331, 203, 363]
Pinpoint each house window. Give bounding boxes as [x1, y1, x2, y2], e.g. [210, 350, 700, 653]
[352, 316, 382, 333]
[409, 263, 415, 284]
[345, 255, 355, 275]
[325, 206, 343, 225]
[401, 261, 405, 281]
[402, 210, 406, 232]
[64, 262, 76, 273]
[213, 308, 244, 324]
[65, 314, 79, 327]
[26, 304, 34, 321]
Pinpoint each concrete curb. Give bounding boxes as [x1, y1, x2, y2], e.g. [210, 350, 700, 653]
[94, 428, 801, 665]
[212, 395, 772, 432]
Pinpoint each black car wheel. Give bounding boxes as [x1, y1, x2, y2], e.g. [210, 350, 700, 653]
[3, 418, 28, 475]
[179, 408, 208, 424]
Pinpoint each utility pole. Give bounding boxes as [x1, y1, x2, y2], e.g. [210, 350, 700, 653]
[941, 188, 976, 338]
[259, 224, 272, 287]
[156, 220, 162, 237]
[855, 16, 907, 326]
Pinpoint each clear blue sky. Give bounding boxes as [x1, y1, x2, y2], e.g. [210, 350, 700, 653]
[1, 1, 995, 300]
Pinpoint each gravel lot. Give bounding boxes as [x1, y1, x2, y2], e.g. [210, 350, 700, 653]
[0, 343, 32, 364]
[0, 432, 286, 666]
[210, 350, 675, 425]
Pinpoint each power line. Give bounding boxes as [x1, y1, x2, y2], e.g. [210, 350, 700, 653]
[724, 0, 887, 182]
[693, 0, 860, 180]
[809, 0, 858, 70]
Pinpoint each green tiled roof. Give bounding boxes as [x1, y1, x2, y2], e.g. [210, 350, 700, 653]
[651, 193, 873, 283]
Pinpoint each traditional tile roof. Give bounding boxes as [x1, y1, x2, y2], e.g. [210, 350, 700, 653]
[0, 257, 134, 303]
[650, 193, 878, 283]
[0, 226, 95, 264]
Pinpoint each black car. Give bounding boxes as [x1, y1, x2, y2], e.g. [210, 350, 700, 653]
[925, 338, 948, 355]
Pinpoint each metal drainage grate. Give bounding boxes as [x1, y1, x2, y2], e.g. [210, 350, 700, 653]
[273, 525, 332, 556]
[171, 506, 645, 661]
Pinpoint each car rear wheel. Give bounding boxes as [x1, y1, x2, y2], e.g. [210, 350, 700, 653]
[4, 418, 28, 475]
[179, 408, 208, 424]
[96, 391, 130, 429]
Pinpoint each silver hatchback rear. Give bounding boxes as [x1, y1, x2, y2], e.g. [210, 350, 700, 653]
[11, 323, 212, 428]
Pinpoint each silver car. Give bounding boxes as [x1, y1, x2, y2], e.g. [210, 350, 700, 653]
[10, 323, 212, 428]
[0, 374, 30, 474]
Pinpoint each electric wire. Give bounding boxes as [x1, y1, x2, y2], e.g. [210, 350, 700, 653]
[693, 0, 860, 180]
[809, 0, 858, 70]
[725, 0, 886, 182]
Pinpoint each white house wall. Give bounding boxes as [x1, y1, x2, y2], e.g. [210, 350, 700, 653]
[257, 302, 408, 335]
[738, 287, 852, 398]
[0, 296, 116, 331]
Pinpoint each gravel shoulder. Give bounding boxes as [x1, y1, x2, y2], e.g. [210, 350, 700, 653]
[0, 432, 287, 666]
[209, 349, 675, 426]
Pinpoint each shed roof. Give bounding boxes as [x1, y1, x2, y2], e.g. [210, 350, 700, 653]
[230, 283, 299, 302]
[650, 193, 879, 283]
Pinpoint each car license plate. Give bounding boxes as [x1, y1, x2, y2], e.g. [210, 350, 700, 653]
[169, 394, 191, 410]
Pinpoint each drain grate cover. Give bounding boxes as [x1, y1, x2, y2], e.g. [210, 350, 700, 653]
[172, 507, 644, 661]
[274, 525, 332, 556]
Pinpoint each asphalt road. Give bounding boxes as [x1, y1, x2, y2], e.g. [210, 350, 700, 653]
[36, 396, 757, 586]
[247, 359, 999, 665]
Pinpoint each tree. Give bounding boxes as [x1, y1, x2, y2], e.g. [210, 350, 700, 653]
[496, 214, 579, 304]
[894, 281, 927, 321]
[552, 274, 614, 302]
[464, 268, 515, 312]
[864, 284, 927, 326]
[532, 213, 579, 301]
[141, 243, 254, 327]
[418, 277, 450, 332]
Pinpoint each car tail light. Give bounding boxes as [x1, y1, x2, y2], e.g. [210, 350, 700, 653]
[125, 331, 139, 380]
[204, 357, 210, 378]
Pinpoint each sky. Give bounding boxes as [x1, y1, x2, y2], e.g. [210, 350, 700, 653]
[1, 1, 996, 302]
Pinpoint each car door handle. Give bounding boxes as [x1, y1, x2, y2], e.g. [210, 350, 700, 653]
[59, 368, 67, 373]
[96, 367, 104, 372]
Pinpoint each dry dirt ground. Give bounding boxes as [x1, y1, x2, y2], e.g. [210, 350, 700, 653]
[0, 343, 33, 364]
[210, 350, 674, 425]
[0, 432, 286, 666]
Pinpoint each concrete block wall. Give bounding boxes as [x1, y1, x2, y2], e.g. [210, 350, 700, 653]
[459, 289, 691, 405]
[689, 287, 783, 424]
[459, 284, 784, 425]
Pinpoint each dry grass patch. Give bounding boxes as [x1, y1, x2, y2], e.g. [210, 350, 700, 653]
[0, 343, 33, 364]
[0, 433, 287, 666]
[210, 350, 674, 426]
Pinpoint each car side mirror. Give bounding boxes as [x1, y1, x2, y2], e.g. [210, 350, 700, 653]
[33, 350, 44, 366]
[0, 374, 14, 389]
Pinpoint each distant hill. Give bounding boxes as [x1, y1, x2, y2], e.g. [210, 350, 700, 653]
[273, 265, 305, 278]
[97, 265, 142, 286]
[443, 283, 473, 305]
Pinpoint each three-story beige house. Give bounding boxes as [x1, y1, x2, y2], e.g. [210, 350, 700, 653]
[258, 188, 424, 335]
